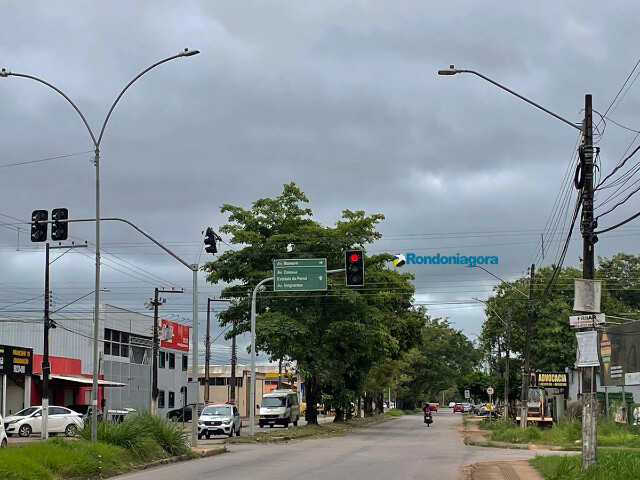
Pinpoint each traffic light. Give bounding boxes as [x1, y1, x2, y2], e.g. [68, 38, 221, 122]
[204, 227, 219, 254]
[51, 208, 69, 241]
[31, 210, 48, 242]
[345, 250, 364, 287]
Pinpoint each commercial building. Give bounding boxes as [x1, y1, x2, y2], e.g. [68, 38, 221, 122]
[189, 364, 298, 417]
[0, 305, 189, 418]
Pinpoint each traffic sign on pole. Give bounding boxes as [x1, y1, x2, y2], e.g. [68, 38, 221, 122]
[487, 386, 494, 395]
[273, 259, 327, 292]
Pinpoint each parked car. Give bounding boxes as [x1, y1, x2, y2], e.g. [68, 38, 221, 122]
[428, 402, 438, 412]
[198, 403, 241, 439]
[0, 414, 7, 448]
[453, 403, 464, 413]
[168, 403, 205, 422]
[258, 389, 301, 428]
[3, 406, 83, 437]
[462, 403, 472, 413]
[167, 407, 191, 422]
[448, 401, 456, 408]
[65, 404, 103, 422]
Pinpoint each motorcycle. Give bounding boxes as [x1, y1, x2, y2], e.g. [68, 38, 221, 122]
[424, 411, 433, 427]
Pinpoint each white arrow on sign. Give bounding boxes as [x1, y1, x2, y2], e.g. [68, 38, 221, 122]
[318, 276, 324, 281]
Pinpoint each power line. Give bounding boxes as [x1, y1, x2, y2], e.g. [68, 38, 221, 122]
[0, 150, 94, 169]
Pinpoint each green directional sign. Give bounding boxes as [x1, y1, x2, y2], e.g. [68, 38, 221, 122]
[273, 258, 327, 292]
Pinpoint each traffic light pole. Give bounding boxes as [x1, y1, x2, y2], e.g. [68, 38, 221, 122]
[41, 241, 88, 440]
[41, 243, 51, 440]
[249, 268, 345, 436]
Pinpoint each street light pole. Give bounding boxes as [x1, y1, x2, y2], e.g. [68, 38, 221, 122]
[1, 49, 200, 442]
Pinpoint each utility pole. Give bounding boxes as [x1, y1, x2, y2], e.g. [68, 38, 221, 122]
[581, 94, 598, 470]
[147, 287, 182, 414]
[41, 243, 51, 440]
[520, 264, 535, 429]
[205, 298, 212, 404]
[504, 309, 511, 421]
[230, 319, 237, 404]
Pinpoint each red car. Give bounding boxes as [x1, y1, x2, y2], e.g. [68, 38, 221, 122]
[428, 402, 438, 412]
[453, 403, 464, 413]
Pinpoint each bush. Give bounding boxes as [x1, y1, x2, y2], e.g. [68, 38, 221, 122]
[491, 424, 542, 444]
[566, 400, 583, 420]
[386, 409, 404, 417]
[78, 411, 189, 458]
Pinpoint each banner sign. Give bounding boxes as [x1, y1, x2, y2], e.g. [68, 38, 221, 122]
[576, 331, 600, 367]
[573, 279, 602, 313]
[532, 372, 568, 388]
[160, 319, 190, 351]
[570, 313, 606, 328]
[600, 324, 640, 386]
[0, 344, 33, 375]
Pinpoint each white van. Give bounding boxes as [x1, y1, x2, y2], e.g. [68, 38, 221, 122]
[258, 389, 300, 428]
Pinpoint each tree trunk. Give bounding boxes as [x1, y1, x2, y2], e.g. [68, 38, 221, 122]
[376, 392, 384, 414]
[364, 394, 373, 417]
[305, 375, 319, 424]
[334, 407, 345, 422]
[346, 405, 353, 420]
[357, 396, 362, 419]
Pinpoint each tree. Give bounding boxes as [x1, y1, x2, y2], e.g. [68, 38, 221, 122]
[599, 253, 640, 311]
[202, 183, 421, 423]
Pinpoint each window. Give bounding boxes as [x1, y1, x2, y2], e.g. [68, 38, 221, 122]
[104, 328, 138, 360]
[168, 391, 175, 409]
[168, 353, 175, 369]
[50, 407, 68, 415]
[158, 391, 165, 409]
[182, 355, 188, 371]
[159, 351, 165, 368]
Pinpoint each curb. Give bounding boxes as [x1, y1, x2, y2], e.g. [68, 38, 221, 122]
[131, 445, 227, 472]
[463, 435, 580, 452]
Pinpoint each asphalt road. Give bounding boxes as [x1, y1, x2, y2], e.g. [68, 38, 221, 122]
[115, 410, 551, 480]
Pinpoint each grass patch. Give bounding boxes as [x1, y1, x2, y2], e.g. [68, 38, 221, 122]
[386, 409, 404, 417]
[0, 436, 134, 480]
[531, 449, 640, 479]
[227, 414, 392, 444]
[478, 418, 640, 449]
[0, 413, 195, 480]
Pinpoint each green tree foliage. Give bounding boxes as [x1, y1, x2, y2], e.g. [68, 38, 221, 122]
[202, 183, 422, 423]
[395, 315, 480, 409]
[599, 253, 640, 311]
[480, 263, 633, 378]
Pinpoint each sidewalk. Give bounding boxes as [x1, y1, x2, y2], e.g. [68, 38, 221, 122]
[462, 460, 542, 480]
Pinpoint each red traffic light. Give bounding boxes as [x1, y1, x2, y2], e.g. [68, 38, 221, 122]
[349, 253, 360, 263]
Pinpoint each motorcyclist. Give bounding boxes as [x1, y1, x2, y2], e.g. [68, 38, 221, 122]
[423, 403, 433, 426]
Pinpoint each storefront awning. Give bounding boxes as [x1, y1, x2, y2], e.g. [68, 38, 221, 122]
[40, 374, 127, 387]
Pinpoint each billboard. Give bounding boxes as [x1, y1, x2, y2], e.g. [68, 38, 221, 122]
[160, 319, 190, 351]
[531, 372, 568, 388]
[0, 344, 33, 375]
[600, 322, 640, 386]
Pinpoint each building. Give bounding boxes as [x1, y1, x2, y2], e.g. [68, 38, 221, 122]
[189, 364, 299, 417]
[0, 305, 189, 418]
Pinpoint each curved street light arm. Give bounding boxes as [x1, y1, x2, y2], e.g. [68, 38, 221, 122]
[467, 265, 529, 298]
[97, 50, 199, 145]
[2, 71, 98, 146]
[440, 67, 582, 132]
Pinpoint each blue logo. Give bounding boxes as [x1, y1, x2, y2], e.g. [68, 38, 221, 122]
[399, 253, 498, 266]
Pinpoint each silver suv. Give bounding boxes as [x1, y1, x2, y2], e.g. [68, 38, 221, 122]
[198, 404, 241, 439]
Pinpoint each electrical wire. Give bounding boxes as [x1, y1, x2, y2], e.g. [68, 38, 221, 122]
[0, 150, 94, 169]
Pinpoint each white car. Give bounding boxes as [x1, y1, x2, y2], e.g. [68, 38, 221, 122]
[448, 401, 456, 408]
[3, 406, 83, 438]
[0, 414, 7, 447]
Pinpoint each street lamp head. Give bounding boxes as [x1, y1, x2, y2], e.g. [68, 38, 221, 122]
[0, 67, 10, 78]
[437, 65, 459, 76]
[181, 48, 200, 57]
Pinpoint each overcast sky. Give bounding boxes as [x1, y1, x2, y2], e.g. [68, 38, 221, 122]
[1, 1, 639, 363]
